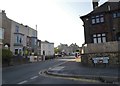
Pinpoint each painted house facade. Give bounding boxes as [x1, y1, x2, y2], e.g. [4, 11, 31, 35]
[1, 10, 38, 56]
[0, 10, 4, 49]
[80, 1, 120, 67]
[41, 41, 54, 57]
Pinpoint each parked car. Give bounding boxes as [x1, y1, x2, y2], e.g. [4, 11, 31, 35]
[55, 54, 62, 57]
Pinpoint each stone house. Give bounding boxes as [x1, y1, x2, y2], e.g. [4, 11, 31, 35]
[57, 43, 69, 55]
[69, 43, 81, 55]
[57, 43, 81, 55]
[80, 1, 120, 67]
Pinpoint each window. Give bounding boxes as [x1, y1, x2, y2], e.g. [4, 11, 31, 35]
[16, 35, 19, 43]
[32, 30, 37, 37]
[93, 38, 97, 43]
[96, 17, 100, 23]
[92, 19, 95, 24]
[93, 33, 106, 43]
[113, 13, 117, 18]
[93, 34, 96, 37]
[113, 12, 120, 18]
[117, 12, 120, 17]
[91, 15, 104, 24]
[92, 17, 96, 24]
[20, 37, 22, 43]
[0, 29, 2, 39]
[0, 28, 4, 39]
[15, 26, 19, 33]
[118, 37, 120, 41]
[15, 49, 18, 55]
[38, 41, 40, 46]
[100, 15, 104, 23]
[15, 48, 22, 55]
[2, 29, 4, 39]
[34, 39, 37, 45]
[15, 35, 23, 44]
[102, 37, 106, 42]
[98, 37, 102, 43]
[19, 49, 22, 55]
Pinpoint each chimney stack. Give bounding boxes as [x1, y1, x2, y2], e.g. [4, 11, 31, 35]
[92, 0, 100, 10]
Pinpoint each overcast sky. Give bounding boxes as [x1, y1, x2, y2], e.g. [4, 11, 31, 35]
[0, 0, 108, 47]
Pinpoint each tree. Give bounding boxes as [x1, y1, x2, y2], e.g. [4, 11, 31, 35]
[76, 49, 80, 52]
[2, 49, 13, 66]
[54, 47, 60, 54]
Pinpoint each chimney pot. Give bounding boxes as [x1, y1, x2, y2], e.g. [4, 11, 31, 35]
[92, 0, 100, 10]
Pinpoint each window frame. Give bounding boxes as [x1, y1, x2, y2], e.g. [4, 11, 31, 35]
[93, 33, 106, 43]
[15, 34, 23, 44]
[113, 12, 120, 18]
[15, 25, 19, 33]
[91, 14, 104, 24]
[113, 13, 117, 18]
[0, 28, 4, 39]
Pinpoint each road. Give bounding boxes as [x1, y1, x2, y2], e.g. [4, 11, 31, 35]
[2, 56, 100, 84]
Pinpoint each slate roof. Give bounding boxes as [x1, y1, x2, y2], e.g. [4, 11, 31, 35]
[81, 2, 120, 18]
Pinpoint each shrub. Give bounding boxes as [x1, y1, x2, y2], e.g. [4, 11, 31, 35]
[45, 55, 54, 60]
[34, 53, 38, 56]
[2, 49, 13, 66]
[2, 49, 13, 58]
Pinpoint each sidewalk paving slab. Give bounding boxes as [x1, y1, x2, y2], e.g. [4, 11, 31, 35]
[46, 61, 120, 84]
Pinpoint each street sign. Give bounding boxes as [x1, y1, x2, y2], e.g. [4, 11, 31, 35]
[92, 57, 109, 64]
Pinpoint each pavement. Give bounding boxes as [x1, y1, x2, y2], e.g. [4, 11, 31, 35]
[46, 58, 120, 84]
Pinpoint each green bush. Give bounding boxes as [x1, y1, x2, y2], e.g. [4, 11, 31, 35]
[2, 49, 13, 59]
[2, 49, 13, 66]
[34, 52, 38, 56]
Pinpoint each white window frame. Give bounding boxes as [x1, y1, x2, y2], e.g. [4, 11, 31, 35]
[92, 19, 95, 24]
[102, 37, 106, 43]
[93, 33, 106, 43]
[113, 13, 117, 18]
[16, 35, 19, 43]
[96, 16, 100, 23]
[0, 28, 4, 39]
[98, 37, 102, 43]
[100, 17, 104, 23]
[15, 25, 19, 33]
[91, 14, 104, 24]
[93, 38, 97, 43]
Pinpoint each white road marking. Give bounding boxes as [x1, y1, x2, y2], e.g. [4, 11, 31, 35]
[39, 69, 100, 83]
[30, 76, 38, 80]
[49, 66, 65, 71]
[52, 61, 67, 67]
[18, 80, 28, 84]
[57, 59, 76, 61]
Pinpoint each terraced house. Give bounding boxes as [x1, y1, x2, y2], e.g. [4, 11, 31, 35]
[1, 10, 38, 56]
[80, 1, 120, 67]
